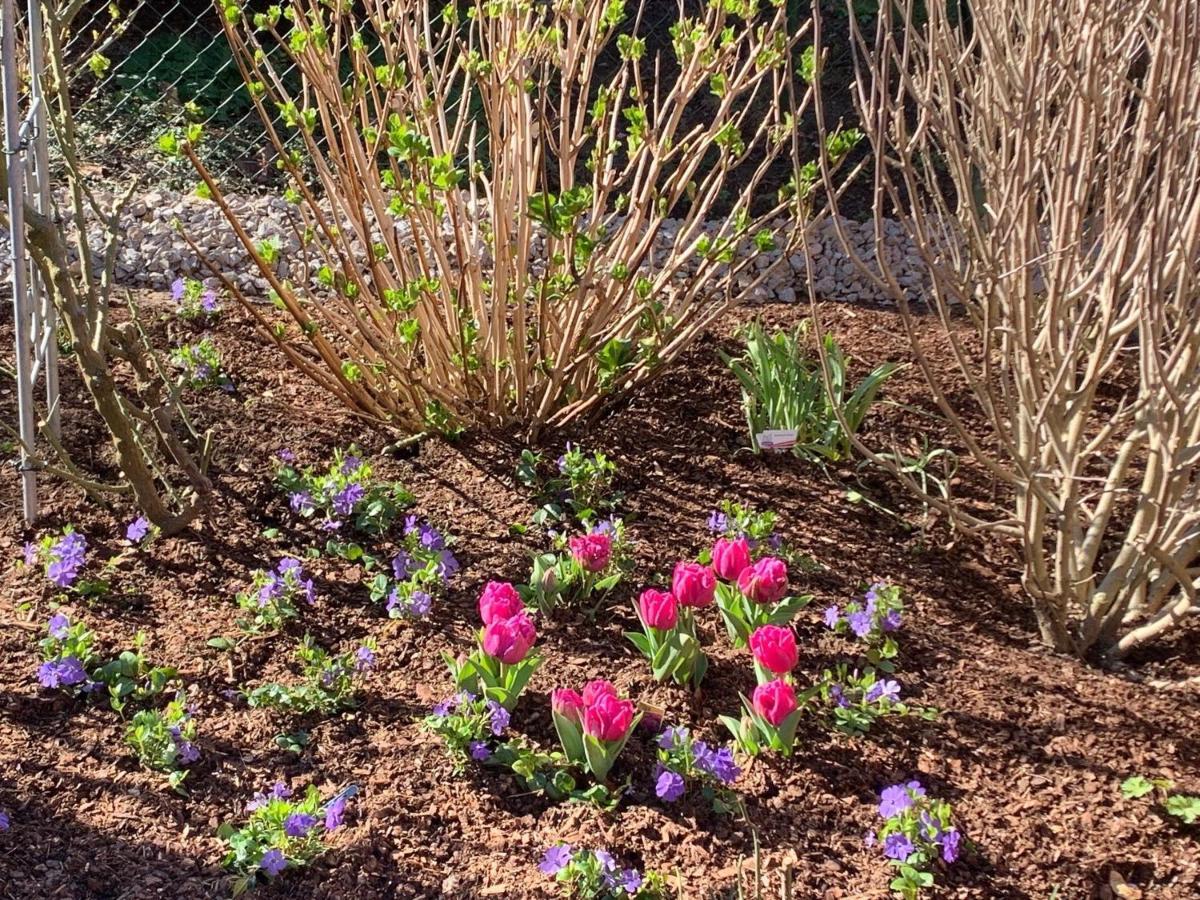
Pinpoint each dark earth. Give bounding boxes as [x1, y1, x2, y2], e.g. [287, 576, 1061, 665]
[1, 291, 1198, 900]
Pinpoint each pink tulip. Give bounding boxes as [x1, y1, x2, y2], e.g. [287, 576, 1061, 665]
[582, 679, 618, 706]
[482, 610, 536, 664]
[551, 688, 586, 724]
[750, 625, 798, 674]
[478, 581, 524, 625]
[583, 691, 636, 742]
[752, 679, 798, 726]
[737, 557, 789, 604]
[672, 561, 716, 608]
[638, 588, 679, 631]
[569, 533, 613, 573]
[711, 537, 752, 581]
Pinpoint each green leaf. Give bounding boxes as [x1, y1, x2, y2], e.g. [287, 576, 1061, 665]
[1165, 794, 1200, 824]
[207, 636, 235, 651]
[1121, 775, 1158, 799]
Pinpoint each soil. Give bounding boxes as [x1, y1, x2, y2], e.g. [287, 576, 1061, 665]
[1, 295, 1198, 900]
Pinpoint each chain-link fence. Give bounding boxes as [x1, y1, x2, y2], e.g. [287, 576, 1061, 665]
[65, 0, 289, 189]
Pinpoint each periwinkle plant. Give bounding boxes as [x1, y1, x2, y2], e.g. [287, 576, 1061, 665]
[652, 726, 741, 814]
[276, 447, 414, 541]
[517, 445, 621, 527]
[367, 517, 460, 620]
[245, 636, 376, 715]
[539, 845, 667, 899]
[170, 276, 221, 321]
[219, 782, 354, 894]
[422, 691, 511, 773]
[171, 338, 234, 392]
[125, 692, 200, 791]
[868, 781, 961, 898]
[236, 558, 316, 632]
[24, 528, 106, 595]
[825, 582, 905, 671]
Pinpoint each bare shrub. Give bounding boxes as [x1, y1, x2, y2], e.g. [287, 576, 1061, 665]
[818, 0, 1200, 658]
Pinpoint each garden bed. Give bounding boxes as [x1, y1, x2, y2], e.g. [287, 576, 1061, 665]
[1, 296, 1197, 898]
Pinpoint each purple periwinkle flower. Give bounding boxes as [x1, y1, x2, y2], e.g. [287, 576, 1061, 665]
[883, 833, 915, 861]
[0, 811, 9, 831]
[469, 741, 490, 761]
[171, 278, 186, 302]
[355, 646, 376, 673]
[324, 797, 346, 831]
[23, 542, 38, 566]
[655, 769, 686, 803]
[830, 684, 850, 709]
[657, 725, 688, 750]
[200, 290, 218, 313]
[619, 869, 642, 893]
[289, 491, 314, 514]
[882, 610, 902, 632]
[707, 510, 728, 533]
[409, 590, 432, 617]
[941, 827, 961, 863]
[259, 848, 287, 877]
[47, 613, 70, 640]
[709, 746, 741, 785]
[418, 523, 445, 551]
[486, 700, 510, 736]
[277, 558, 302, 575]
[823, 605, 840, 629]
[391, 552, 412, 579]
[177, 740, 200, 765]
[332, 483, 365, 517]
[403, 514, 419, 534]
[125, 516, 151, 543]
[277, 449, 296, 464]
[539, 844, 572, 876]
[847, 610, 873, 638]
[340, 455, 363, 475]
[320, 518, 342, 532]
[436, 550, 460, 582]
[591, 518, 617, 536]
[766, 533, 783, 551]
[878, 781, 925, 818]
[866, 679, 901, 704]
[38, 657, 87, 689]
[246, 781, 293, 811]
[283, 812, 318, 838]
[594, 849, 617, 873]
[47, 532, 87, 588]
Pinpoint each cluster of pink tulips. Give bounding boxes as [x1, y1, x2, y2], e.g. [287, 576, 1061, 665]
[444, 581, 541, 711]
[711, 537, 808, 646]
[551, 680, 641, 781]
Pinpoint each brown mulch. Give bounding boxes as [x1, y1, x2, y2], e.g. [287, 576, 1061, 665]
[0, 296, 1197, 900]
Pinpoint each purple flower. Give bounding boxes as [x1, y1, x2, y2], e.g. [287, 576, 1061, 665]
[431, 697, 452, 718]
[878, 781, 925, 818]
[324, 797, 346, 830]
[259, 848, 287, 877]
[539, 844, 572, 876]
[847, 610, 873, 638]
[594, 849, 617, 873]
[830, 684, 850, 709]
[864, 830, 876, 848]
[23, 542, 38, 566]
[707, 510, 728, 533]
[391, 552, 412, 579]
[177, 740, 200, 765]
[486, 700, 510, 736]
[866, 679, 901, 704]
[320, 518, 342, 532]
[823, 605, 840, 629]
[171, 278, 186, 302]
[277, 558, 302, 575]
[332, 483, 364, 516]
[692, 740, 716, 773]
[657, 725, 688, 750]
[47, 613, 70, 640]
[277, 449, 297, 464]
[709, 746, 741, 785]
[403, 514, 419, 534]
[591, 518, 617, 536]
[436, 550, 460, 582]
[882, 610, 902, 632]
[619, 869, 642, 893]
[200, 290, 218, 313]
[47, 532, 87, 588]
[340, 455, 363, 475]
[289, 491, 314, 514]
[655, 768, 686, 802]
[246, 781, 293, 811]
[883, 833, 915, 861]
[941, 827, 961, 863]
[125, 516, 151, 543]
[283, 813, 318, 838]
[0, 811, 9, 831]
[355, 646, 376, 672]
[38, 657, 87, 689]
[766, 533, 783, 551]
[469, 741, 490, 761]
[418, 523, 445, 551]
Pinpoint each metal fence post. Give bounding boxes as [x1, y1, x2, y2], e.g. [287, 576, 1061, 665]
[3, 0, 43, 525]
